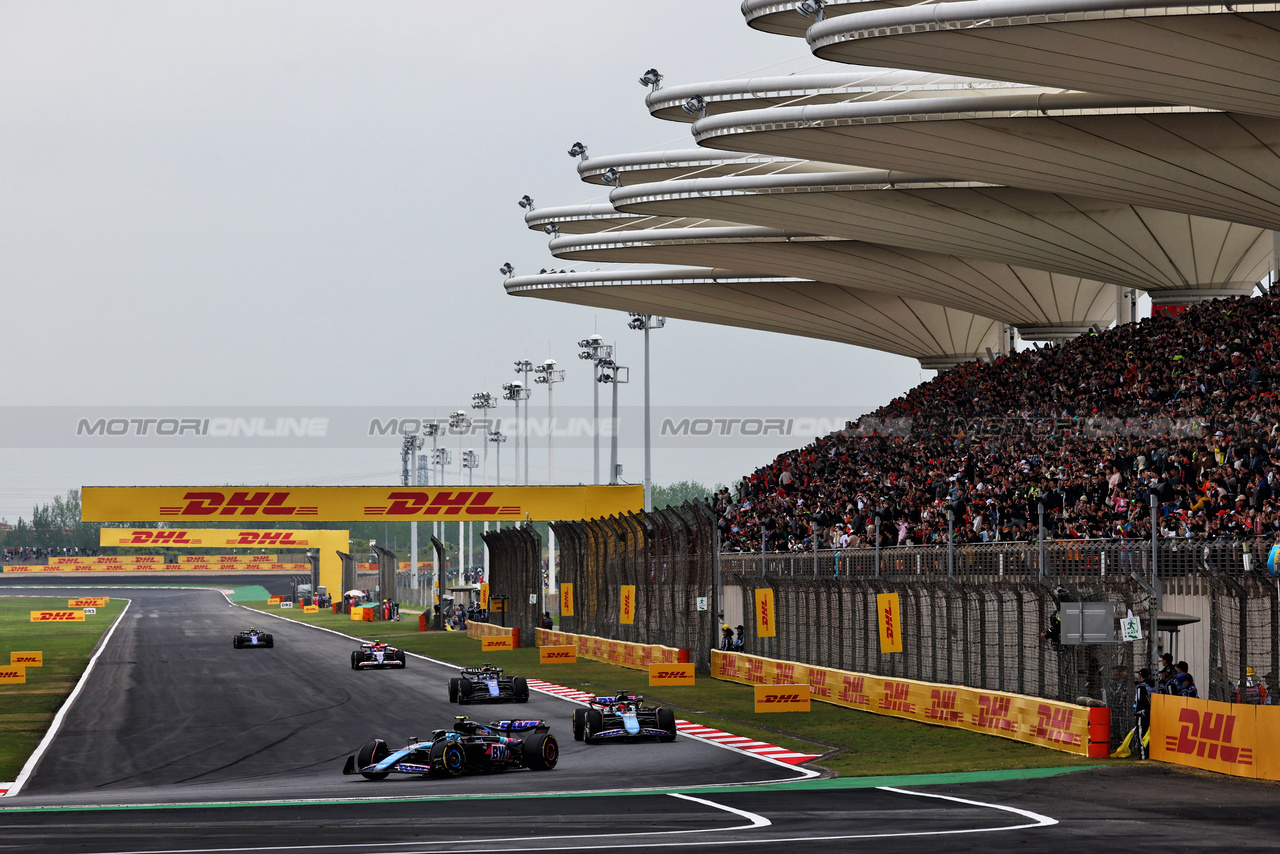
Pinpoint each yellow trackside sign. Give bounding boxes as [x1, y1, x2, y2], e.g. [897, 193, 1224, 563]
[479, 582, 490, 610]
[559, 583, 574, 617]
[540, 645, 577, 664]
[83, 485, 643, 523]
[10, 651, 42, 667]
[754, 684, 810, 713]
[877, 592, 903, 654]
[0, 666, 25, 684]
[754, 588, 776, 638]
[620, 585, 636, 625]
[68, 597, 109, 608]
[481, 636, 514, 652]
[30, 611, 85, 623]
[302, 605, 319, 614]
[267, 595, 283, 605]
[649, 662, 695, 686]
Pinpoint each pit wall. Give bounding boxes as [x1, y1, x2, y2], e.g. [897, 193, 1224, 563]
[712, 650, 1104, 757]
[1152, 694, 1280, 780]
[535, 628, 687, 672]
[469, 621, 519, 648]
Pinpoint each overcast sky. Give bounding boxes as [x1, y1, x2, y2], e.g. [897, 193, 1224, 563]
[0, 1, 929, 522]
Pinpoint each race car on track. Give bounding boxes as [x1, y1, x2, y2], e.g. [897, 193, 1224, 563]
[572, 691, 677, 743]
[448, 664, 530, 704]
[350, 641, 406, 670]
[342, 716, 558, 780]
[233, 628, 274, 649]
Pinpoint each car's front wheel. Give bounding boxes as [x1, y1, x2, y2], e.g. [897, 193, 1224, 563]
[513, 677, 529, 703]
[355, 739, 391, 780]
[584, 709, 604, 745]
[572, 708, 586, 741]
[657, 707, 677, 742]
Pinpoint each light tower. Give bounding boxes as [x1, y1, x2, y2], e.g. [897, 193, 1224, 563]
[628, 314, 665, 512]
[578, 334, 614, 484]
[533, 358, 566, 483]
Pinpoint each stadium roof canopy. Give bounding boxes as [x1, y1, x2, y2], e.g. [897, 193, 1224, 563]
[608, 170, 1270, 300]
[577, 148, 847, 186]
[690, 93, 1280, 231]
[503, 267, 1002, 369]
[741, 0, 902, 37]
[521, 202, 738, 235]
[806, 1, 1280, 120]
[545, 226, 1117, 338]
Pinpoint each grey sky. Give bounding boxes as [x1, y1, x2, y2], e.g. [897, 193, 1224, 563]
[0, 1, 928, 521]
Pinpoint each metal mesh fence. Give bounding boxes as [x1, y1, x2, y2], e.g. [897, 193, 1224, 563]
[550, 502, 717, 671]
[1203, 570, 1280, 703]
[481, 524, 542, 644]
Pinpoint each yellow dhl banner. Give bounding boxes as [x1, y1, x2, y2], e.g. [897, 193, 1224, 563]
[877, 592, 903, 653]
[302, 605, 319, 614]
[10, 651, 42, 667]
[754, 684, 811, 713]
[755, 588, 776, 638]
[559, 583, 574, 617]
[712, 650, 1092, 755]
[1151, 694, 1280, 781]
[481, 636, 514, 652]
[178, 554, 278, 564]
[397, 562, 430, 569]
[267, 595, 283, 605]
[620, 585, 636, 625]
[535, 628, 682, 672]
[540, 645, 577, 664]
[68, 598, 109, 608]
[649, 662, 695, 686]
[84, 485, 642, 523]
[30, 611, 86, 623]
[479, 582, 490, 610]
[49, 555, 159, 565]
[101, 528, 343, 548]
[6, 565, 160, 573]
[0, 666, 25, 684]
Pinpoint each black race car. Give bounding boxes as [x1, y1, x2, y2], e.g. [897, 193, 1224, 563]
[572, 691, 677, 744]
[342, 716, 558, 780]
[233, 628, 274, 649]
[449, 664, 530, 704]
[350, 641, 406, 670]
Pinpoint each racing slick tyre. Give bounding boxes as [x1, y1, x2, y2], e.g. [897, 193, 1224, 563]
[431, 740, 467, 777]
[350, 651, 361, 670]
[572, 708, 586, 741]
[233, 637, 241, 649]
[448, 678, 460, 703]
[355, 739, 391, 780]
[457, 679, 473, 705]
[514, 677, 529, 703]
[522, 732, 559, 771]
[396, 649, 406, 667]
[584, 709, 604, 745]
[657, 707, 677, 742]
[265, 635, 274, 648]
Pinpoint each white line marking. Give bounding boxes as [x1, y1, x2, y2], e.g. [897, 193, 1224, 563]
[3, 597, 133, 798]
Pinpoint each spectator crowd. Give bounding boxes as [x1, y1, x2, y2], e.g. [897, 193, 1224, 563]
[715, 294, 1280, 552]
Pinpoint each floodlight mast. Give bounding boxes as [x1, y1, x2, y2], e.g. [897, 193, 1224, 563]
[578, 334, 613, 485]
[628, 314, 665, 512]
[597, 355, 629, 486]
[471, 392, 497, 482]
[533, 359, 566, 483]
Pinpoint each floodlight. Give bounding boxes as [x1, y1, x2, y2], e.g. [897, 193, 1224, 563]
[681, 95, 706, 119]
[499, 262, 514, 277]
[517, 194, 535, 210]
[543, 222, 559, 236]
[638, 68, 663, 90]
[567, 141, 588, 161]
[795, 0, 825, 19]
[601, 167, 621, 187]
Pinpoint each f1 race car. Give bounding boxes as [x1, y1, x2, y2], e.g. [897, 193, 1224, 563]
[572, 691, 677, 743]
[448, 664, 530, 704]
[233, 628, 274, 649]
[350, 641, 406, 670]
[342, 716, 558, 779]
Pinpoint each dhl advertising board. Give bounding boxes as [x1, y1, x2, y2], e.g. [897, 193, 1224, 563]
[754, 684, 811, 712]
[649, 662, 695, 686]
[177, 554, 277, 564]
[68, 598, 109, 608]
[84, 485, 642, 522]
[10, 651, 42, 667]
[559, 583, 574, 617]
[712, 650, 1095, 756]
[535, 628, 684, 673]
[540, 645, 577, 664]
[49, 555, 161, 565]
[620, 585, 636, 625]
[481, 636, 514, 652]
[101, 528, 342, 548]
[30, 611, 86, 623]
[754, 588, 776, 638]
[1151, 694, 1280, 781]
[0, 666, 24, 684]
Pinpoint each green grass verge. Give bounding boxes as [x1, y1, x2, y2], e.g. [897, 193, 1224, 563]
[0, 597, 127, 781]
[242, 601, 1115, 778]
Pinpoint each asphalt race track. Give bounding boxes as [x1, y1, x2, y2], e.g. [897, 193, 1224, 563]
[1, 584, 1278, 853]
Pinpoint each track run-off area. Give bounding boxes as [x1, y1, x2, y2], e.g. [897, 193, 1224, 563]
[0, 583, 1276, 854]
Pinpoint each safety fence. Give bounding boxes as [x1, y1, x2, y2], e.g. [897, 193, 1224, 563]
[1202, 569, 1279, 704]
[550, 503, 717, 670]
[480, 525, 543, 646]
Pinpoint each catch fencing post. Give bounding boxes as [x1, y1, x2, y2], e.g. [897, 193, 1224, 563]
[1038, 501, 1047, 582]
[875, 515, 881, 579]
[947, 508, 955, 580]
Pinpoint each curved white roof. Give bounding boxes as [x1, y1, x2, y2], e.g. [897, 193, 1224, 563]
[742, 0, 902, 37]
[505, 267, 1002, 368]
[647, 70, 1038, 123]
[578, 148, 849, 186]
[808, 0, 1280, 119]
[690, 94, 1280, 231]
[521, 202, 737, 235]
[609, 172, 1271, 293]
[546, 226, 1117, 336]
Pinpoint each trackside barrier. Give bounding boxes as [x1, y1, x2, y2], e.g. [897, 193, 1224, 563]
[468, 621, 520, 649]
[534, 628, 687, 672]
[711, 650, 1101, 757]
[1151, 694, 1280, 780]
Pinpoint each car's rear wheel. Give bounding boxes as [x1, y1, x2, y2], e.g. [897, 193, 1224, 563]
[356, 739, 391, 780]
[458, 679, 473, 705]
[350, 651, 360, 670]
[584, 709, 604, 745]
[514, 677, 529, 703]
[523, 733, 559, 770]
[657, 707, 677, 742]
[448, 678, 460, 703]
[572, 708, 586, 741]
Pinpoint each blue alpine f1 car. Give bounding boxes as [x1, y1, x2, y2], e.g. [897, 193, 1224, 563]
[572, 692, 677, 744]
[342, 716, 558, 780]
